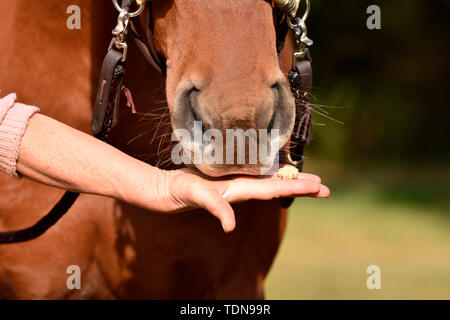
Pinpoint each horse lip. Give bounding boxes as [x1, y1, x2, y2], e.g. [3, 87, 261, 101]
[191, 157, 276, 177]
[193, 164, 274, 177]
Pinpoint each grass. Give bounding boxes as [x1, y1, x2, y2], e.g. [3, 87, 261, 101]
[264, 164, 450, 299]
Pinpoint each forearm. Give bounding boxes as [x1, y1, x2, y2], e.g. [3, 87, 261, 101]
[11, 106, 329, 235]
[17, 113, 172, 210]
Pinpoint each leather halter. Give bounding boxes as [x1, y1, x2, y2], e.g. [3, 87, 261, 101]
[0, 0, 313, 244]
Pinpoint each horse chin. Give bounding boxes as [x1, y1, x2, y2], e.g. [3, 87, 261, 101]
[192, 162, 275, 178]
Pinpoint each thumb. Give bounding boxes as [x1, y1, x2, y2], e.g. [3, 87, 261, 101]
[194, 187, 236, 233]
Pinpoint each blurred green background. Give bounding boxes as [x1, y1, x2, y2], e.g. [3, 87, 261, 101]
[265, 0, 450, 299]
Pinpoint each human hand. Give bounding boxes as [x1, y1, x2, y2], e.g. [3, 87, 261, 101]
[157, 166, 330, 233]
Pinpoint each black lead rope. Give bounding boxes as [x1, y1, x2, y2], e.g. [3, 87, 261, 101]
[0, 192, 79, 244]
[0, 4, 131, 245]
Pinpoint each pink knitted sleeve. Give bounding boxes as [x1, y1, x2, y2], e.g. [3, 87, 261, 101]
[0, 93, 40, 178]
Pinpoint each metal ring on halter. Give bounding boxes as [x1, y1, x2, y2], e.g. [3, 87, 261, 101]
[286, 0, 310, 28]
[286, 152, 304, 171]
[112, 0, 145, 17]
[299, 0, 310, 22]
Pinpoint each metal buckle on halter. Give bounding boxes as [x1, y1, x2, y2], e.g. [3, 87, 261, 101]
[109, 37, 129, 62]
[287, 0, 313, 65]
[108, 38, 128, 62]
[109, 0, 146, 62]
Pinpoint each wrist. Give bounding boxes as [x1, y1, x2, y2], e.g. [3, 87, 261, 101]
[111, 159, 182, 213]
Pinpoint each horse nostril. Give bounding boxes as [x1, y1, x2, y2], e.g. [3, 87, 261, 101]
[267, 81, 281, 132]
[188, 87, 200, 119]
[270, 82, 280, 90]
[188, 87, 208, 131]
[268, 112, 275, 132]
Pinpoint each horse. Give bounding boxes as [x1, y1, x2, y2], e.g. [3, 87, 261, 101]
[0, 0, 296, 299]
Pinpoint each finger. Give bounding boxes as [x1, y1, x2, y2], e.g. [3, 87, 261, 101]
[223, 177, 324, 202]
[296, 172, 322, 183]
[297, 184, 330, 198]
[193, 187, 236, 233]
[317, 185, 330, 197]
[272, 178, 322, 198]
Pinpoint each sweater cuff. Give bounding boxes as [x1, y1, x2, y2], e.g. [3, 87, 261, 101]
[0, 103, 40, 179]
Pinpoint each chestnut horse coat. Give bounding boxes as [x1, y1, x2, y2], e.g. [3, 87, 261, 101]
[0, 0, 293, 299]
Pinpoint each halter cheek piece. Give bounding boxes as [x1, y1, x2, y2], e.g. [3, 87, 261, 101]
[278, 1, 314, 207]
[0, 0, 313, 244]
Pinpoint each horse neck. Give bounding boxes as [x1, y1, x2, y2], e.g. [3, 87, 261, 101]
[0, 1, 115, 131]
